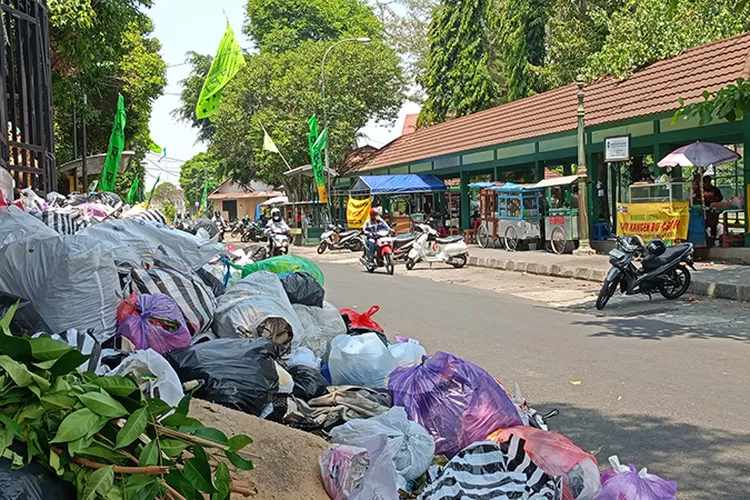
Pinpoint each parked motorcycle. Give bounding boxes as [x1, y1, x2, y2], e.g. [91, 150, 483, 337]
[392, 232, 418, 261]
[265, 226, 290, 256]
[213, 213, 228, 242]
[240, 220, 264, 243]
[596, 236, 695, 310]
[360, 230, 395, 275]
[318, 224, 364, 254]
[405, 223, 469, 270]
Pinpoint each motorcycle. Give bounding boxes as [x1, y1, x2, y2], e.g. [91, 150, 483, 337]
[213, 216, 229, 243]
[240, 220, 264, 243]
[230, 217, 249, 238]
[360, 230, 395, 275]
[392, 232, 418, 261]
[265, 226, 290, 256]
[318, 224, 364, 254]
[405, 223, 469, 270]
[596, 236, 696, 310]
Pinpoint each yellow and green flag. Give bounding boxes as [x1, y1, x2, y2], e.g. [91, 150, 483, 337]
[99, 94, 126, 192]
[195, 21, 246, 120]
[199, 178, 209, 213]
[308, 114, 329, 203]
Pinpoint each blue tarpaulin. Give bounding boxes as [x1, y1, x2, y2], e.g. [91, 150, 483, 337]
[350, 174, 447, 195]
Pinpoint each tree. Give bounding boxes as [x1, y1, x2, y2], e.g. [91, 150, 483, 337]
[673, 78, 750, 125]
[418, 0, 496, 126]
[179, 152, 223, 210]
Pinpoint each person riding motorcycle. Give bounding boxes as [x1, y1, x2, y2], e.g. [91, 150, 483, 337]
[266, 208, 291, 253]
[363, 208, 391, 262]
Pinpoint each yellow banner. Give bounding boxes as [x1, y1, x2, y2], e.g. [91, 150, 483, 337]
[616, 202, 690, 241]
[317, 184, 328, 204]
[347, 197, 371, 229]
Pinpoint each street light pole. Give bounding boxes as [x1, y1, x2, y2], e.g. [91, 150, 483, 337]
[574, 75, 596, 255]
[320, 37, 371, 175]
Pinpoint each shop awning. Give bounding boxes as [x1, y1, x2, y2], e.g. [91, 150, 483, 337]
[533, 175, 579, 189]
[491, 182, 541, 193]
[350, 174, 447, 195]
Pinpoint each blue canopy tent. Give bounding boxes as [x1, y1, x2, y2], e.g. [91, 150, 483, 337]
[349, 174, 447, 196]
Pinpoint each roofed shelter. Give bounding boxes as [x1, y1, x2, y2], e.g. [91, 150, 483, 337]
[207, 180, 282, 221]
[346, 32, 750, 243]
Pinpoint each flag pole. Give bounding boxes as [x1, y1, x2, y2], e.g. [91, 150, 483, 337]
[259, 120, 293, 172]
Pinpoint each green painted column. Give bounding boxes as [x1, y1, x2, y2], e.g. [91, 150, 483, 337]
[654, 142, 664, 179]
[535, 160, 544, 182]
[587, 150, 598, 231]
[563, 163, 572, 176]
[523, 166, 533, 183]
[460, 171, 470, 230]
[743, 118, 750, 245]
[492, 166, 500, 182]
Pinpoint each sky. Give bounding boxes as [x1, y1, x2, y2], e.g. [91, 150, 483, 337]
[145, 0, 420, 190]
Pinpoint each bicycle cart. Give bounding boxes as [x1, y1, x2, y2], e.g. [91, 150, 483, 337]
[476, 183, 542, 251]
[535, 175, 580, 254]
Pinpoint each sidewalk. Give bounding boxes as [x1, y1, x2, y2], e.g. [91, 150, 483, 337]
[468, 246, 750, 302]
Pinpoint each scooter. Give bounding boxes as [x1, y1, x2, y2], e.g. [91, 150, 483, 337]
[405, 223, 469, 270]
[392, 232, 418, 261]
[240, 220, 264, 243]
[596, 236, 696, 310]
[265, 227, 290, 256]
[359, 230, 395, 275]
[318, 224, 364, 254]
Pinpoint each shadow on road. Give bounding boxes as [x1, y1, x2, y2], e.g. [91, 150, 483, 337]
[538, 402, 750, 499]
[569, 315, 750, 342]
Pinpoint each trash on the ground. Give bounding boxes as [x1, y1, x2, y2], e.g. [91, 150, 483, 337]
[319, 435, 399, 500]
[0, 292, 51, 335]
[340, 305, 384, 334]
[570, 380, 582, 385]
[293, 302, 347, 360]
[488, 426, 601, 500]
[419, 440, 562, 500]
[229, 254, 325, 285]
[329, 406, 435, 483]
[289, 364, 329, 400]
[276, 361, 296, 394]
[598, 456, 677, 500]
[108, 348, 184, 406]
[282, 385, 392, 432]
[329, 333, 397, 388]
[166, 338, 280, 416]
[286, 346, 321, 369]
[116, 292, 191, 354]
[388, 338, 427, 368]
[0, 457, 76, 500]
[388, 351, 524, 458]
[282, 271, 325, 307]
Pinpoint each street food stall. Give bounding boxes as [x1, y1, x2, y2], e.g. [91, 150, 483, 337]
[534, 175, 580, 254]
[283, 164, 339, 245]
[476, 182, 542, 251]
[349, 174, 448, 234]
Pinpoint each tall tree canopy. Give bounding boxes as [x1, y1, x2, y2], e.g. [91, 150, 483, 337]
[418, 0, 496, 126]
[179, 152, 223, 209]
[48, 0, 166, 195]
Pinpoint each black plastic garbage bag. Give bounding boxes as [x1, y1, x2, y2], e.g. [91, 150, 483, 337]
[289, 364, 328, 400]
[281, 272, 325, 307]
[166, 338, 280, 416]
[0, 458, 76, 500]
[0, 293, 50, 335]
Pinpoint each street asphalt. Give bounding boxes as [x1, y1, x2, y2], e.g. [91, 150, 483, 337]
[316, 256, 750, 500]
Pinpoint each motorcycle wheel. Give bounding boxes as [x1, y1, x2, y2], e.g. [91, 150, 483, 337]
[241, 233, 250, 243]
[385, 254, 394, 275]
[317, 242, 328, 254]
[405, 258, 416, 271]
[350, 238, 364, 253]
[366, 262, 375, 273]
[659, 266, 691, 300]
[595, 278, 618, 310]
[450, 254, 468, 269]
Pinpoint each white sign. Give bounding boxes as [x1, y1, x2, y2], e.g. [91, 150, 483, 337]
[605, 135, 630, 162]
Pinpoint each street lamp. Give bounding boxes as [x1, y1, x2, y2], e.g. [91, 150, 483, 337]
[320, 37, 371, 174]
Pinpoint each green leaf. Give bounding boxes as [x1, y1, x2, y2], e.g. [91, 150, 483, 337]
[226, 434, 253, 452]
[183, 444, 215, 493]
[91, 376, 139, 397]
[192, 427, 228, 446]
[0, 355, 32, 387]
[78, 445, 127, 465]
[16, 402, 44, 423]
[0, 414, 23, 438]
[0, 301, 19, 333]
[225, 450, 254, 470]
[28, 336, 73, 361]
[126, 474, 163, 500]
[69, 435, 95, 456]
[49, 448, 64, 476]
[0, 335, 32, 362]
[32, 359, 58, 370]
[164, 469, 201, 500]
[160, 413, 204, 431]
[49, 349, 90, 376]
[175, 395, 191, 416]
[40, 392, 78, 411]
[82, 465, 114, 500]
[159, 438, 189, 457]
[145, 398, 172, 418]
[105, 485, 123, 500]
[211, 462, 231, 500]
[138, 440, 160, 467]
[78, 391, 128, 418]
[115, 407, 148, 449]
[51, 408, 101, 443]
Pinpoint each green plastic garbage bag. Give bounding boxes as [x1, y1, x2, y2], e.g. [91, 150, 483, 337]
[228, 255, 324, 285]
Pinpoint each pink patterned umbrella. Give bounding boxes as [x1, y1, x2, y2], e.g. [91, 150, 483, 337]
[658, 141, 740, 168]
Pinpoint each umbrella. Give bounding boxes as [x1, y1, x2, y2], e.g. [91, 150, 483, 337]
[259, 195, 288, 206]
[657, 141, 740, 168]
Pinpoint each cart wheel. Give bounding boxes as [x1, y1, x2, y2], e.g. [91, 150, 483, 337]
[550, 227, 568, 255]
[504, 226, 519, 252]
[477, 224, 492, 249]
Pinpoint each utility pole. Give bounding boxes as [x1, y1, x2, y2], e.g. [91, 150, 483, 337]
[574, 76, 595, 255]
[81, 94, 88, 192]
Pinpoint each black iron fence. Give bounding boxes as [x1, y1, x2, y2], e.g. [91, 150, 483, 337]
[0, 0, 55, 194]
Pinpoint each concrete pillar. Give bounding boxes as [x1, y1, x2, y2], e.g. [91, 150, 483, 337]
[460, 171, 470, 230]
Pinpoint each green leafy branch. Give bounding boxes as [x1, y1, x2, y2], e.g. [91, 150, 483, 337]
[673, 78, 750, 125]
[0, 302, 255, 500]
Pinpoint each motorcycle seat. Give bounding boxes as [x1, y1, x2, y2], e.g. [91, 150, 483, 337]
[436, 235, 464, 244]
[395, 233, 416, 242]
[642, 243, 691, 271]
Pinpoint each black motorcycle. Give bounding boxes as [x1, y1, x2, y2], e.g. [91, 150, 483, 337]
[596, 236, 696, 310]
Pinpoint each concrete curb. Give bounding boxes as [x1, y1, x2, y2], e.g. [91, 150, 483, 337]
[468, 255, 749, 303]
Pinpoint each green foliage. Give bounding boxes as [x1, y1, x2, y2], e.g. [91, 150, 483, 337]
[418, 0, 496, 125]
[161, 200, 176, 223]
[674, 78, 750, 125]
[0, 306, 254, 500]
[180, 153, 223, 210]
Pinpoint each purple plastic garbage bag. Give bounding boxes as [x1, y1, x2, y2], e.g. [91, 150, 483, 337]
[598, 456, 677, 500]
[117, 294, 191, 354]
[387, 351, 523, 458]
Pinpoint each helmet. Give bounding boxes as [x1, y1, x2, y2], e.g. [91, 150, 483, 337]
[369, 208, 378, 217]
[646, 239, 667, 256]
[271, 208, 281, 221]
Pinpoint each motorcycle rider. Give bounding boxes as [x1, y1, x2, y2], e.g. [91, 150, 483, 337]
[266, 207, 291, 254]
[363, 208, 391, 262]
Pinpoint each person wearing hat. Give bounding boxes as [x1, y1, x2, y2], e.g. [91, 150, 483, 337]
[363, 208, 391, 262]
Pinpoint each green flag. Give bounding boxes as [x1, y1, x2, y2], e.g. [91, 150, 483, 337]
[125, 176, 140, 205]
[308, 115, 328, 203]
[199, 180, 209, 213]
[146, 175, 160, 209]
[99, 94, 126, 192]
[196, 22, 246, 120]
[313, 128, 328, 153]
[307, 114, 318, 152]
[148, 139, 162, 154]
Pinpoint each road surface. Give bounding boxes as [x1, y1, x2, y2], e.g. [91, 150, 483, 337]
[309, 252, 750, 500]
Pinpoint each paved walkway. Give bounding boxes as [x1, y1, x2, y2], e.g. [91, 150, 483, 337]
[468, 246, 750, 302]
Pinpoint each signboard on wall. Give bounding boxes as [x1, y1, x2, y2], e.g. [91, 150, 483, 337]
[616, 202, 690, 241]
[605, 135, 631, 162]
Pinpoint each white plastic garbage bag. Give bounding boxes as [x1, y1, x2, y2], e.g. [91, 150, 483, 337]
[330, 406, 435, 482]
[292, 302, 347, 359]
[0, 206, 56, 245]
[329, 333, 397, 389]
[109, 349, 184, 407]
[388, 341, 426, 368]
[285, 346, 321, 369]
[275, 362, 295, 394]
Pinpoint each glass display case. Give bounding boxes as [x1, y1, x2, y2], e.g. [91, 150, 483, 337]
[629, 182, 692, 204]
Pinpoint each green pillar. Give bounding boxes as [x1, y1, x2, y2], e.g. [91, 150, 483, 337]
[492, 166, 500, 182]
[654, 142, 664, 179]
[523, 166, 533, 183]
[338, 196, 345, 224]
[460, 171, 470, 230]
[743, 118, 750, 245]
[587, 150, 598, 229]
[535, 160, 544, 182]
[563, 163, 572, 176]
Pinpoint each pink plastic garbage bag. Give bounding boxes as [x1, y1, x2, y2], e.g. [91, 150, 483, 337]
[598, 456, 677, 500]
[116, 293, 191, 354]
[387, 351, 523, 458]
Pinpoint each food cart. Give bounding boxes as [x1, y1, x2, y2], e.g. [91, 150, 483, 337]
[534, 175, 580, 254]
[476, 183, 542, 251]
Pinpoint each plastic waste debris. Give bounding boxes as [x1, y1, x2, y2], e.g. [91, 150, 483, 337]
[329, 333, 397, 389]
[228, 254, 325, 285]
[108, 349, 184, 407]
[388, 339, 426, 368]
[116, 293, 191, 355]
[598, 456, 677, 500]
[281, 272, 325, 307]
